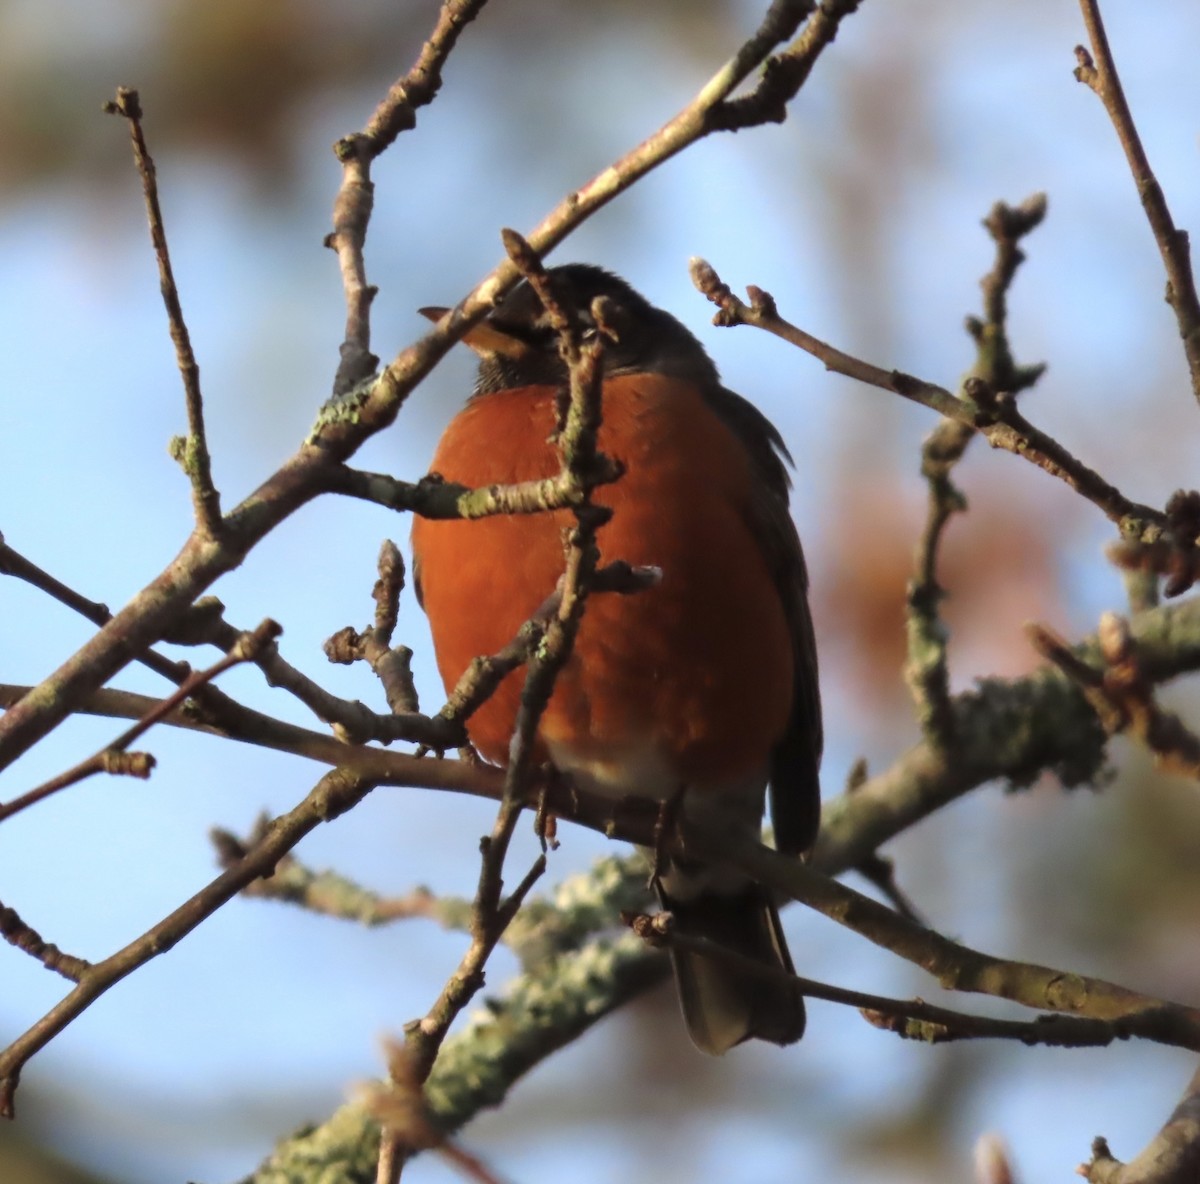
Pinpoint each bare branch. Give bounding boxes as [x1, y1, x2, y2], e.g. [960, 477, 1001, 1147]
[1109, 490, 1200, 599]
[211, 822, 463, 928]
[361, 1040, 507, 1184]
[327, 0, 494, 395]
[0, 766, 376, 1119]
[375, 225, 628, 1180]
[324, 464, 602, 520]
[627, 919, 1154, 1051]
[0, 619, 281, 824]
[904, 468, 964, 745]
[709, 827, 1200, 1050]
[324, 541, 420, 716]
[690, 256, 1172, 547]
[1074, 2, 1200, 407]
[708, 1, 860, 128]
[103, 87, 222, 536]
[0, 899, 90, 983]
[905, 193, 1049, 745]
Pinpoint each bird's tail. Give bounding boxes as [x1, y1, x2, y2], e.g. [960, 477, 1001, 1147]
[657, 877, 805, 1056]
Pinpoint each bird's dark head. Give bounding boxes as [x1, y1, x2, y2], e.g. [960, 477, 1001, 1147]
[421, 264, 719, 395]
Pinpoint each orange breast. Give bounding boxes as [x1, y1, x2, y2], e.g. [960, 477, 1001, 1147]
[411, 373, 793, 786]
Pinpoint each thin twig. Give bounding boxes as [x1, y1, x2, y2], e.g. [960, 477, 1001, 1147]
[379, 835, 546, 1181]
[379, 227, 629, 1182]
[629, 919, 1162, 1050]
[904, 469, 963, 745]
[328, 0, 494, 396]
[324, 464, 600, 520]
[103, 87, 222, 536]
[0, 534, 217, 695]
[689, 257, 1168, 544]
[380, 230, 620, 1182]
[853, 853, 926, 925]
[162, 589, 460, 749]
[324, 540, 420, 715]
[1074, 2, 1200, 407]
[211, 822, 463, 927]
[0, 766, 376, 1118]
[489, 233, 635, 844]
[709, 1, 858, 129]
[0, 535, 121, 638]
[159, 557, 650, 755]
[363, 1040, 509, 1184]
[708, 826, 1200, 1050]
[905, 194, 1049, 745]
[1109, 489, 1200, 600]
[420, 561, 661, 754]
[0, 539, 358, 766]
[844, 760, 926, 922]
[0, 620, 281, 824]
[0, 899, 90, 982]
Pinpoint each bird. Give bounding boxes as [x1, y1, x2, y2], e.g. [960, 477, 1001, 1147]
[410, 264, 822, 1055]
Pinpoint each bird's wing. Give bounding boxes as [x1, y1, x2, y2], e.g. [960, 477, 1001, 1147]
[706, 385, 823, 855]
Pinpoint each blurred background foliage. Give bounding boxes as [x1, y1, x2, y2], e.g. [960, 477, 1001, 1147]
[2, 1, 1200, 1181]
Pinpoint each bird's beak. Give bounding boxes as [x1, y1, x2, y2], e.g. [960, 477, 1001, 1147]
[418, 305, 532, 360]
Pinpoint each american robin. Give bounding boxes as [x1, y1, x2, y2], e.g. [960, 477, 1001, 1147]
[411, 264, 822, 1055]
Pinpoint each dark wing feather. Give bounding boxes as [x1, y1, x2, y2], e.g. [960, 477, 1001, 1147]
[705, 386, 823, 856]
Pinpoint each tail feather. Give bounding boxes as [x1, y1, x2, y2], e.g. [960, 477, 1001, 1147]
[658, 882, 805, 1056]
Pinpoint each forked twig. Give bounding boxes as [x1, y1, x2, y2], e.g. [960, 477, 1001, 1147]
[689, 257, 1167, 544]
[0, 620, 281, 824]
[905, 193, 1049, 745]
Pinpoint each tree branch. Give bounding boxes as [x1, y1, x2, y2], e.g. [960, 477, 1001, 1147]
[1080, 1064, 1200, 1184]
[103, 87, 222, 536]
[0, 766, 377, 1119]
[630, 920, 1160, 1051]
[327, 0, 495, 395]
[0, 620, 281, 824]
[1074, 1, 1200, 407]
[690, 256, 1172, 546]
